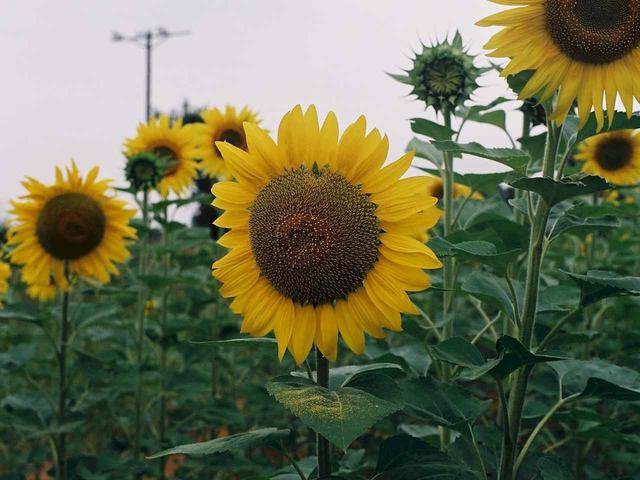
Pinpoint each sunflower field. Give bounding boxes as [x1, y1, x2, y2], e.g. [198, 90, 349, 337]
[3, 2, 640, 480]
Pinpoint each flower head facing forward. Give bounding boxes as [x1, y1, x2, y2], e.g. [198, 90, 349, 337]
[397, 32, 481, 113]
[212, 105, 443, 365]
[8, 161, 137, 301]
[478, 0, 640, 130]
[194, 106, 261, 179]
[124, 115, 199, 197]
[575, 130, 640, 185]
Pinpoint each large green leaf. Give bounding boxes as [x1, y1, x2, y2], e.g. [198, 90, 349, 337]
[401, 377, 491, 431]
[510, 175, 610, 206]
[437, 239, 522, 276]
[267, 373, 402, 450]
[432, 141, 529, 173]
[410, 118, 456, 141]
[488, 336, 566, 380]
[461, 271, 516, 320]
[147, 427, 289, 459]
[562, 270, 640, 307]
[547, 206, 619, 242]
[551, 359, 640, 401]
[373, 434, 480, 480]
[407, 138, 444, 167]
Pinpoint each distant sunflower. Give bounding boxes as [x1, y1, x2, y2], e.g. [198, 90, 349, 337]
[575, 130, 640, 185]
[8, 162, 137, 301]
[195, 106, 261, 179]
[478, 0, 640, 129]
[424, 175, 482, 201]
[0, 261, 10, 302]
[125, 115, 199, 197]
[212, 105, 442, 364]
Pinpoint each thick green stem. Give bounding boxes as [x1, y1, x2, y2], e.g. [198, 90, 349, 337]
[441, 109, 455, 448]
[134, 188, 149, 457]
[56, 263, 70, 480]
[500, 120, 560, 479]
[159, 205, 170, 480]
[315, 348, 332, 478]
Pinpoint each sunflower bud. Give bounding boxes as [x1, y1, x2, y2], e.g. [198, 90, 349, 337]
[395, 32, 481, 113]
[125, 152, 164, 192]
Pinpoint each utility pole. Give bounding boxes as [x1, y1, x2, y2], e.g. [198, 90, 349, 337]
[112, 28, 190, 121]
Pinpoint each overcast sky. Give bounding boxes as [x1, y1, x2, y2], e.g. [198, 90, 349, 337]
[1, 0, 518, 215]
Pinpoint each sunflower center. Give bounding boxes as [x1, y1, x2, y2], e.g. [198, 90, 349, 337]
[424, 59, 465, 97]
[545, 0, 640, 64]
[249, 167, 380, 305]
[595, 136, 634, 171]
[214, 128, 246, 156]
[36, 193, 106, 260]
[153, 146, 179, 176]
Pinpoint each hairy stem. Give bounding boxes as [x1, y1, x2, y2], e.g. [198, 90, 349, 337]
[56, 263, 70, 480]
[134, 188, 149, 457]
[315, 348, 332, 478]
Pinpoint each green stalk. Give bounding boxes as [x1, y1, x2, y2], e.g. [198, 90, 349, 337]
[315, 348, 332, 478]
[56, 262, 70, 480]
[134, 188, 150, 457]
[499, 120, 560, 479]
[159, 204, 170, 480]
[440, 108, 455, 448]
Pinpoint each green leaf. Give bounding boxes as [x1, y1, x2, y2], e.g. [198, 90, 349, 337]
[401, 377, 491, 431]
[488, 336, 566, 380]
[575, 111, 640, 143]
[551, 359, 640, 401]
[388, 72, 413, 86]
[325, 363, 405, 390]
[432, 141, 529, 174]
[461, 271, 516, 320]
[407, 138, 444, 167]
[267, 374, 402, 450]
[519, 133, 547, 164]
[147, 427, 289, 459]
[373, 435, 480, 480]
[190, 337, 277, 348]
[506, 70, 534, 96]
[431, 337, 485, 369]
[440, 239, 522, 276]
[467, 109, 506, 130]
[460, 172, 515, 196]
[547, 207, 620, 242]
[511, 175, 610, 206]
[410, 118, 456, 141]
[562, 270, 640, 307]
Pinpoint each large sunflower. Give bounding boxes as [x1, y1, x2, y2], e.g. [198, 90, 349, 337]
[478, 0, 640, 129]
[212, 105, 442, 364]
[575, 129, 640, 185]
[194, 105, 261, 179]
[8, 162, 137, 301]
[124, 115, 199, 197]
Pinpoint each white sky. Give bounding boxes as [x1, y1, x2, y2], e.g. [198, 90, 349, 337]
[1, 0, 517, 215]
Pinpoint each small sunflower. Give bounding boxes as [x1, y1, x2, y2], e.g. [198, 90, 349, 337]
[478, 0, 640, 130]
[194, 106, 261, 179]
[212, 105, 443, 365]
[0, 261, 10, 303]
[8, 162, 137, 301]
[395, 32, 481, 113]
[424, 175, 483, 201]
[574, 130, 640, 185]
[125, 152, 164, 192]
[124, 115, 199, 197]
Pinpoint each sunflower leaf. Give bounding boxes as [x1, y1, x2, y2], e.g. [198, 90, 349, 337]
[510, 175, 610, 206]
[562, 270, 640, 307]
[410, 118, 456, 141]
[147, 427, 290, 459]
[407, 138, 444, 167]
[267, 373, 402, 451]
[432, 141, 529, 174]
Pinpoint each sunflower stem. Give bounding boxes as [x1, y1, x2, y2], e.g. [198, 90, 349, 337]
[499, 118, 560, 480]
[315, 348, 332, 478]
[159, 204, 170, 480]
[56, 262, 70, 480]
[134, 187, 149, 458]
[440, 108, 455, 449]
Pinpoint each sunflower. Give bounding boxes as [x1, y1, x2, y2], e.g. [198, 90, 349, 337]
[194, 106, 261, 179]
[574, 130, 640, 185]
[424, 175, 483, 201]
[212, 105, 443, 365]
[478, 0, 640, 130]
[0, 261, 10, 303]
[124, 115, 199, 197]
[8, 161, 137, 301]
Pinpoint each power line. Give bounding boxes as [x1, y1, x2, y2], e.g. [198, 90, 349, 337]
[112, 28, 190, 121]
